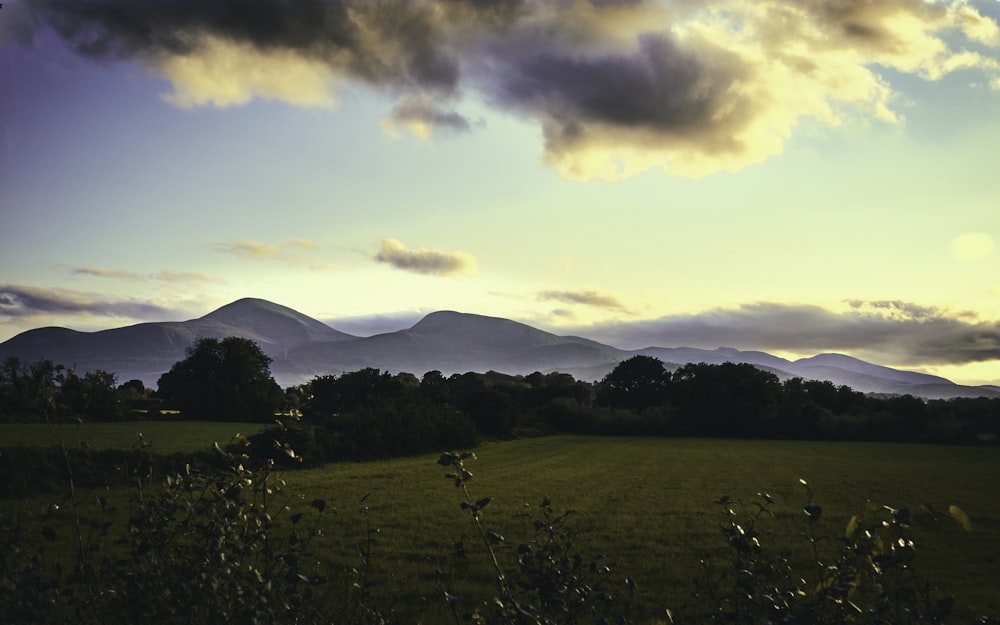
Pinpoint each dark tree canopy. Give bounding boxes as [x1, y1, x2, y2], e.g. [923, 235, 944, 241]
[157, 337, 283, 422]
[597, 355, 672, 411]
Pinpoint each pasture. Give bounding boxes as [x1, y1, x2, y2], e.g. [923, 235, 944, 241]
[3, 427, 998, 622]
[279, 436, 1000, 622]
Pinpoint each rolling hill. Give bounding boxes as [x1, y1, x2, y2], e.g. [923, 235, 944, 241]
[0, 298, 996, 399]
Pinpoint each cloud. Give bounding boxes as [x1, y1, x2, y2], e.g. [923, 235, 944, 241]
[211, 239, 331, 269]
[73, 267, 142, 280]
[0, 284, 180, 320]
[566, 301, 999, 366]
[381, 97, 473, 139]
[155, 270, 225, 284]
[374, 239, 477, 277]
[538, 289, 628, 311]
[24, 0, 1000, 179]
[72, 267, 225, 284]
[211, 240, 281, 258]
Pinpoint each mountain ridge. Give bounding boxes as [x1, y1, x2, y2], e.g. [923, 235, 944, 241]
[1, 298, 996, 400]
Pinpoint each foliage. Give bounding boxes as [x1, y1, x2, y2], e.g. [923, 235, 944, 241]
[157, 337, 284, 422]
[0, 357, 139, 422]
[5, 348, 999, 444]
[436, 451, 633, 625]
[684, 479, 978, 625]
[0, 434, 331, 624]
[596, 355, 672, 412]
[2, 436, 999, 624]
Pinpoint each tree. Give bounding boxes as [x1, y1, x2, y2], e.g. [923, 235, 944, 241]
[156, 337, 283, 421]
[303, 368, 402, 421]
[596, 355, 672, 411]
[671, 362, 781, 436]
[59, 369, 125, 421]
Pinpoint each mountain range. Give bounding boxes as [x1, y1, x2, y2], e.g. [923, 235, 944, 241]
[1, 297, 996, 399]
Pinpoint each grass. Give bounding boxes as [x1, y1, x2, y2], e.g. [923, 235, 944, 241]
[279, 436, 1000, 623]
[0, 421, 271, 454]
[6, 430, 999, 623]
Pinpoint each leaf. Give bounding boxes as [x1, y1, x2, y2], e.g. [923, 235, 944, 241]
[437, 452, 456, 466]
[948, 505, 973, 532]
[803, 504, 822, 521]
[893, 507, 911, 525]
[802, 503, 823, 521]
[845, 514, 858, 538]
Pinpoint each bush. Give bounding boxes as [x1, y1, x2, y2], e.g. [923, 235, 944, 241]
[1, 439, 331, 625]
[682, 479, 978, 625]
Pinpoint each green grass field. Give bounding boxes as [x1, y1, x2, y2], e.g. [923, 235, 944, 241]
[274, 436, 1000, 623]
[0, 421, 270, 453]
[5, 428, 998, 623]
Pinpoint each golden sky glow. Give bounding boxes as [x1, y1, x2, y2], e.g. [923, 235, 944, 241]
[1, 0, 998, 386]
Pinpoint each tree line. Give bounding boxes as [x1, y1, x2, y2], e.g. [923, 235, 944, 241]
[2, 341, 998, 461]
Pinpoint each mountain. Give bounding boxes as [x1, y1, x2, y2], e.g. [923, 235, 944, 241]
[1, 298, 997, 399]
[196, 298, 357, 349]
[286, 311, 624, 382]
[0, 298, 358, 385]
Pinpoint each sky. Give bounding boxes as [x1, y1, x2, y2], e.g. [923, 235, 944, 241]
[0, 0, 998, 386]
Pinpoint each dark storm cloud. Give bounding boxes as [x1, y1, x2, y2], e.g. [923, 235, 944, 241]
[0, 284, 178, 319]
[570, 302, 999, 366]
[487, 32, 747, 144]
[21, 0, 1000, 177]
[29, 0, 461, 91]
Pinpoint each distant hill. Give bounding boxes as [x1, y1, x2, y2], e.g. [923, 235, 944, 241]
[1, 298, 996, 400]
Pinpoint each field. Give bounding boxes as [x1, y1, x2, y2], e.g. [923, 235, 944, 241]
[282, 436, 1000, 622]
[3, 426, 998, 623]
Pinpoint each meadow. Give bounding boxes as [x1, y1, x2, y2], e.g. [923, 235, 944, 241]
[2, 425, 997, 623]
[283, 436, 1000, 622]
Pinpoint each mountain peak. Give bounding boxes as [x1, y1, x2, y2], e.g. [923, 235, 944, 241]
[201, 297, 297, 320]
[794, 353, 953, 387]
[200, 298, 357, 345]
[410, 310, 568, 349]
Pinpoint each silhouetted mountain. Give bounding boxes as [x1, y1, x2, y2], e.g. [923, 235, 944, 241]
[791, 353, 952, 387]
[287, 311, 624, 381]
[0, 298, 358, 385]
[1, 298, 996, 399]
[198, 298, 357, 348]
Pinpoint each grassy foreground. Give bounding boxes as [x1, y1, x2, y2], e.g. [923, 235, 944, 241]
[5, 429, 998, 623]
[275, 436, 1000, 623]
